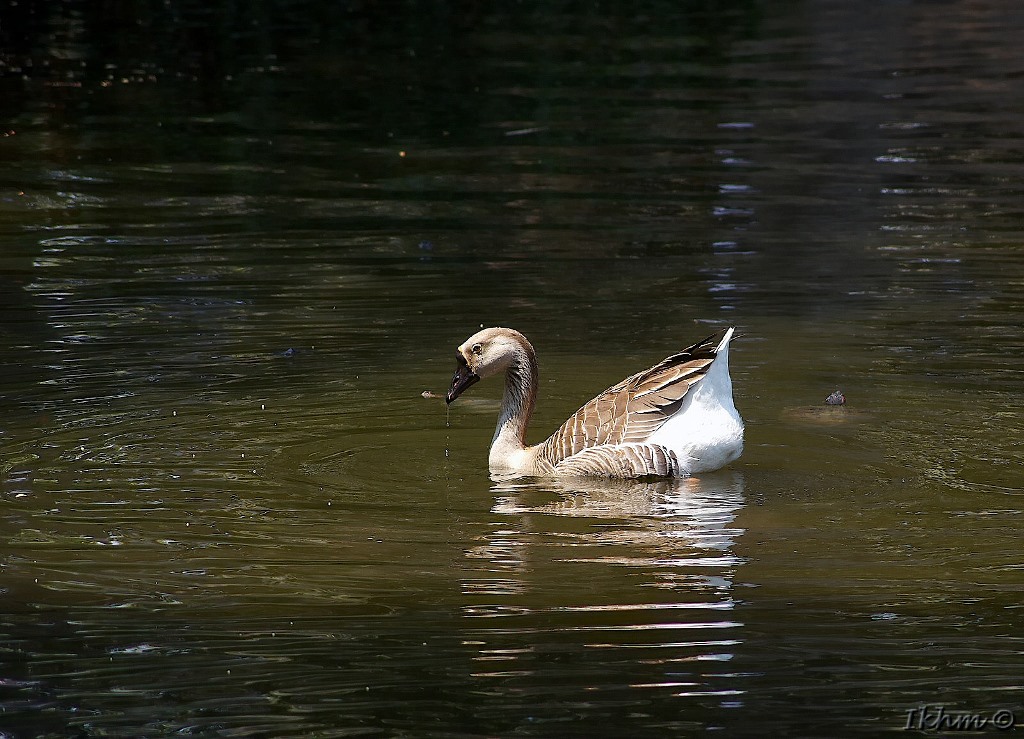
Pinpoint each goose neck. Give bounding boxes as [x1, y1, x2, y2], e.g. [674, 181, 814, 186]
[491, 346, 539, 453]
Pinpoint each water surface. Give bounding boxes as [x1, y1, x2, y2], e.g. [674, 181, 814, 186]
[1, 1, 1023, 736]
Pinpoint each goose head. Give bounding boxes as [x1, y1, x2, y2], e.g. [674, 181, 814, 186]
[445, 327, 532, 404]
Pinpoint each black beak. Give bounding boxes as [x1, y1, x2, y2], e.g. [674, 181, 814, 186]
[446, 358, 479, 404]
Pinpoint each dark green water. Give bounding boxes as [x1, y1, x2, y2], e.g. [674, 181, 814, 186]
[2, 1, 1023, 736]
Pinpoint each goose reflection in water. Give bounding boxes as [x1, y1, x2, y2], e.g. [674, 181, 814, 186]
[458, 473, 748, 702]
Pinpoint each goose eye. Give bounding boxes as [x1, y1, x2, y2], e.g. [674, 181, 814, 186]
[471, 343, 483, 355]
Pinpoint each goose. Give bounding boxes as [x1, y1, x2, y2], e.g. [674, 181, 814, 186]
[445, 327, 743, 478]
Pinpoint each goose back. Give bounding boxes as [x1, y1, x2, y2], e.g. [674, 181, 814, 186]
[535, 330, 726, 469]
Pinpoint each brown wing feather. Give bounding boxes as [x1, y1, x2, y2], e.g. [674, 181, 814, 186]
[536, 330, 726, 467]
[553, 443, 683, 478]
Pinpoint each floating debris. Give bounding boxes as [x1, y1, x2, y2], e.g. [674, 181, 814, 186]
[825, 390, 846, 406]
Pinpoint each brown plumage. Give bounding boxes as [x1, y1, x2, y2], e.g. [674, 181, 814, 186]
[535, 333, 721, 471]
